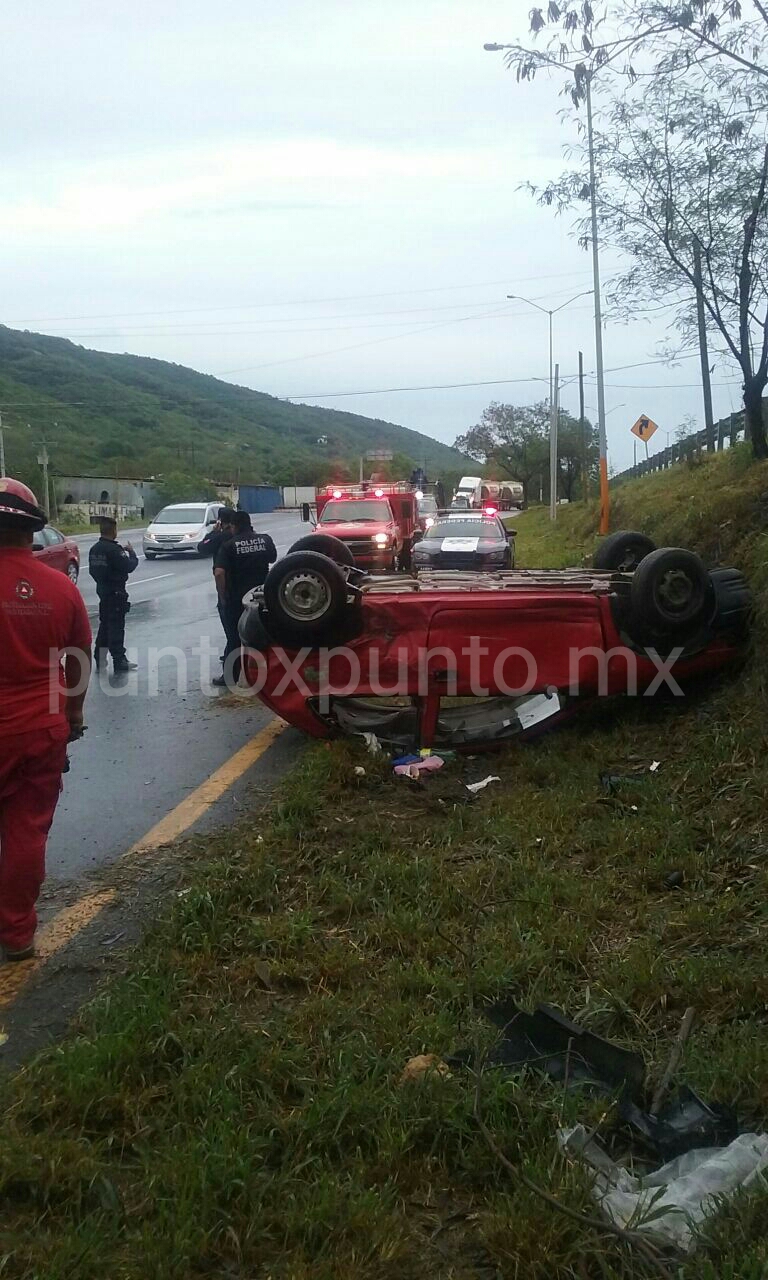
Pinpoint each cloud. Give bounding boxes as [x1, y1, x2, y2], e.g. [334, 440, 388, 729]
[0, 137, 506, 238]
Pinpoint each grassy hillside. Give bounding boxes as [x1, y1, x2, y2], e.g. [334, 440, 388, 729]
[2, 448, 768, 1278]
[0, 325, 467, 493]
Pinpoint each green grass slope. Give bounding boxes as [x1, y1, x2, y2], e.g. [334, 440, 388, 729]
[0, 324, 467, 491]
[2, 449, 768, 1279]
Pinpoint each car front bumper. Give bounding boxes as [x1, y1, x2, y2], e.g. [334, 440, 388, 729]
[143, 538, 198, 554]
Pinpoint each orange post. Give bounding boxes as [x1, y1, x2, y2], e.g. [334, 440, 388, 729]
[599, 457, 610, 535]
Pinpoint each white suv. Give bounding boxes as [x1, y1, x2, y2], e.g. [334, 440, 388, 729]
[143, 502, 220, 559]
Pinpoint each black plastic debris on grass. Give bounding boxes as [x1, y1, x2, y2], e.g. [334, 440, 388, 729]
[448, 1000, 645, 1099]
[449, 1000, 737, 1158]
[620, 1086, 738, 1159]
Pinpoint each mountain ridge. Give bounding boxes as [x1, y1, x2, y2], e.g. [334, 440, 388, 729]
[0, 325, 467, 493]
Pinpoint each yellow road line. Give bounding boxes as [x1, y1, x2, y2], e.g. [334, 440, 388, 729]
[0, 889, 116, 1008]
[129, 718, 285, 852]
[0, 718, 285, 1009]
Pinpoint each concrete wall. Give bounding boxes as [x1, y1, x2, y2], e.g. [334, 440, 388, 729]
[61, 501, 144, 525]
[55, 475, 162, 516]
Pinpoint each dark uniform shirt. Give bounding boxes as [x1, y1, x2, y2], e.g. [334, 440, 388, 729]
[215, 531, 277, 607]
[88, 538, 139, 596]
[199, 526, 233, 574]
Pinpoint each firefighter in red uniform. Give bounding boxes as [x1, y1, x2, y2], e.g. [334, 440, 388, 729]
[0, 478, 92, 961]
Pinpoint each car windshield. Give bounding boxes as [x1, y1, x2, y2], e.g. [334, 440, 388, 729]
[320, 500, 391, 523]
[153, 507, 206, 524]
[424, 518, 503, 541]
[418, 498, 438, 514]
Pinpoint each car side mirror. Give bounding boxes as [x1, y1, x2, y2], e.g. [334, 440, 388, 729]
[506, 529, 517, 538]
[301, 502, 311, 523]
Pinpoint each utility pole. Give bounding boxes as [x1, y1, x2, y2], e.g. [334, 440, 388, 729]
[693, 238, 715, 452]
[578, 351, 588, 501]
[0, 410, 6, 478]
[37, 444, 50, 516]
[586, 74, 610, 535]
[549, 363, 559, 521]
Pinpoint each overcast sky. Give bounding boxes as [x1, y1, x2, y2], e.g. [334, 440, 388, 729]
[1, 0, 744, 471]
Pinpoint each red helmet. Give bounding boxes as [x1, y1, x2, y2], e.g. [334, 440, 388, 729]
[0, 477, 47, 530]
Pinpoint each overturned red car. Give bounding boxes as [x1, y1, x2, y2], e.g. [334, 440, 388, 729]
[237, 530, 750, 750]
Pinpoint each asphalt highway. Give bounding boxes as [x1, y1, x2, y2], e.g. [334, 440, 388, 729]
[47, 511, 307, 883]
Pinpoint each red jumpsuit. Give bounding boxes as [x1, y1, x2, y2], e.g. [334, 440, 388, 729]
[0, 548, 91, 952]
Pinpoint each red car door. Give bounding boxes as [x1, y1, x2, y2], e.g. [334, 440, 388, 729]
[43, 528, 69, 571]
[32, 528, 67, 572]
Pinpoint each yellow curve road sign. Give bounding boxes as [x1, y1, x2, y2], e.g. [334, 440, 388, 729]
[631, 414, 659, 442]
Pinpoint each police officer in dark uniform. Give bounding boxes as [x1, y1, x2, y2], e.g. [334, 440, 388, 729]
[199, 508, 236, 664]
[213, 511, 277, 687]
[198, 507, 236, 561]
[88, 517, 139, 672]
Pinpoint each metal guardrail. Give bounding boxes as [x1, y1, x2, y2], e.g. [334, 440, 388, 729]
[610, 411, 747, 486]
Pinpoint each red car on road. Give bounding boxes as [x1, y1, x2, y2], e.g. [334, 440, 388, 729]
[237, 530, 751, 751]
[32, 527, 80, 583]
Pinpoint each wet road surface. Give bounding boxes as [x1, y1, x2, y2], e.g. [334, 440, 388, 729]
[48, 511, 307, 883]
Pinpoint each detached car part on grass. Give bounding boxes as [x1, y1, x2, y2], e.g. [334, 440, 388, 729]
[238, 531, 751, 750]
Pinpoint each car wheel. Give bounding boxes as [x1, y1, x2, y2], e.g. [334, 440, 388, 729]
[594, 530, 657, 573]
[66, 561, 79, 584]
[288, 533, 356, 566]
[629, 547, 711, 639]
[144, 551, 157, 560]
[709, 567, 752, 639]
[263, 551, 350, 643]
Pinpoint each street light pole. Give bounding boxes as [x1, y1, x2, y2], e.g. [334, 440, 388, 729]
[508, 289, 593, 412]
[550, 364, 559, 521]
[0, 411, 6, 479]
[485, 40, 609, 529]
[507, 289, 592, 519]
[585, 74, 609, 535]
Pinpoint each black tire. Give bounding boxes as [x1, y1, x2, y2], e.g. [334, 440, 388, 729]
[288, 533, 356, 566]
[263, 551, 349, 643]
[144, 551, 157, 561]
[630, 547, 711, 638]
[709, 567, 753, 638]
[594, 530, 657, 573]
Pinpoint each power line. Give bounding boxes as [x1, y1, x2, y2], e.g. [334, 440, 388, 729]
[4, 269, 595, 325]
[46, 299, 601, 343]
[20, 285, 604, 339]
[280, 353, 706, 399]
[220, 305, 514, 377]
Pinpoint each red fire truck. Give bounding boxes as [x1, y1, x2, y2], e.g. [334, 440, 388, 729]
[300, 482, 418, 571]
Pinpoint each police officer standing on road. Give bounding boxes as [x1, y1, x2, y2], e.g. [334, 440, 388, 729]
[213, 511, 277, 687]
[198, 507, 236, 561]
[199, 508, 236, 668]
[88, 517, 139, 672]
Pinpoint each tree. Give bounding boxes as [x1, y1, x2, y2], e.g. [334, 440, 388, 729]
[504, 2, 768, 90]
[154, 471, 218, 505]
[558, 413, 600, 499]
[530, 64, 768, 456]
[455, 402, 550, 503]
[454, 401, 596, 501]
